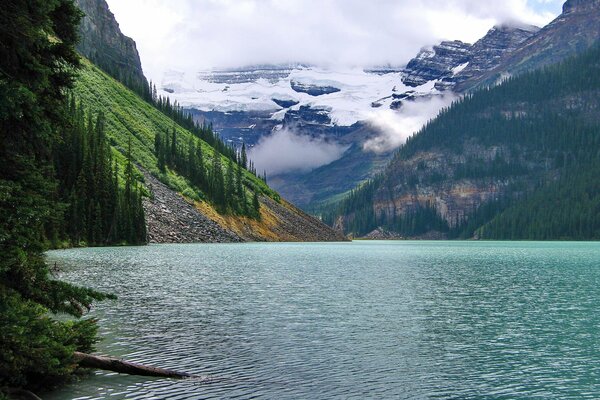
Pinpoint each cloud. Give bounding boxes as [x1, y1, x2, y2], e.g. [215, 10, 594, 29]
[248, 128, 349, 175]
[363, 94, 457, 153]
[104, 0, 561, 82]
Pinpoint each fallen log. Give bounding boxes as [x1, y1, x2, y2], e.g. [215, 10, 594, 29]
[1, 387, 42, 400]
[73, 352, 192, 379]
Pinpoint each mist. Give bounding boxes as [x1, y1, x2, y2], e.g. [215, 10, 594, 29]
[248, 128, 350, 176]
[363, 94, 457, 153]
[105, 0, 561, 82]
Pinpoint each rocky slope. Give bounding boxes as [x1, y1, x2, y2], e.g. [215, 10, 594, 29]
[142, 171, 242, 243]
[143, 170, 346, 243]
[74, 0, 148, 92]
[402, 40, 472, 87]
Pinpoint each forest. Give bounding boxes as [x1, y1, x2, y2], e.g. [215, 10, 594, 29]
[0, 0, 120, 392]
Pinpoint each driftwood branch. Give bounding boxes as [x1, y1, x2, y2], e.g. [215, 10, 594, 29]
[73, 352, 192, 379]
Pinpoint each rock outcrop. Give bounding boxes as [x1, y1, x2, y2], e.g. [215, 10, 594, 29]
[563, 0, 600, 14]
[448, 24, 539, 90]
[74, 0, 148, 91]
[402, 25, 538, 91]
[290, 81, 341, 96]
[402, 40, 472, 87]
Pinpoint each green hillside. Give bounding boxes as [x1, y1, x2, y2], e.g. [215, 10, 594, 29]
[74, 59, 276, 205]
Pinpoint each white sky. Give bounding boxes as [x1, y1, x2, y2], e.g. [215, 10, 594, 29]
[105, 0, 564, 82]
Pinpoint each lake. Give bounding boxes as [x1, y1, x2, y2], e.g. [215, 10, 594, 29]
[46, 241, 600, 399]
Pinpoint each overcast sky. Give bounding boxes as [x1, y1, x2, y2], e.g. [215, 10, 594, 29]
[105, 0, 564, 82]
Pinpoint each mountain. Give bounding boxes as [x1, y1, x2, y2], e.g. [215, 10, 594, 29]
[160, 22, 541, 209]
[72, 0, 345, 242]
[401, 40, 472, 88]
[455, 0, 600, 91]
[439, 24, 540, 91]
[325, 43, 600, 240]
[74, 0, 149, 95]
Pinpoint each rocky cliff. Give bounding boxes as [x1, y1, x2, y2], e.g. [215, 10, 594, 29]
[74, 0, 148, 92]
[448, 24, 539, 90]
[402, 40, 472, 87]
[402, 24, 539, 91]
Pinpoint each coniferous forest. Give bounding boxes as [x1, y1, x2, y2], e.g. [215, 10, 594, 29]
[153, 126, 261, 217]
[325, 44, 600, 239]
[54, 97, 147, 246]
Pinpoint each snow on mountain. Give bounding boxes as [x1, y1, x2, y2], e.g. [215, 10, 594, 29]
[159, 66, 440, 128]
[155, 22, 543, 208]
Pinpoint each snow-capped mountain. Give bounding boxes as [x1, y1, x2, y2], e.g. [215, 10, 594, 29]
[161, 66, 438, 129]
[157, 23, 540, 207]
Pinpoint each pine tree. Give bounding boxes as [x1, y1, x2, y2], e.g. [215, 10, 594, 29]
[241, 143, 248, 169]
[225, 160, 236, 210]
[155, 133, 166, 172]
[195, 141, 206, 189]
[252, 189, 261, 219]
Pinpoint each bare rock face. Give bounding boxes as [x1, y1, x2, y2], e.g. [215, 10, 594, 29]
[402, 25, 539, 91]
[402, 40, 472, 87]
[563, 0, 600, 13]
[74, 0, 148, 91]
[451, 24, 539, 88]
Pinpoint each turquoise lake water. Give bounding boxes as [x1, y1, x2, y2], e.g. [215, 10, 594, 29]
[45, 241, 600, 399]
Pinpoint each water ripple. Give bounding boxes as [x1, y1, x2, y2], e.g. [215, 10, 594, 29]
[45, 241, 600, 399]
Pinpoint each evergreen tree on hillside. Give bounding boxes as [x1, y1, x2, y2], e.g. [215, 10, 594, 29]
[55, 100, 146, 246]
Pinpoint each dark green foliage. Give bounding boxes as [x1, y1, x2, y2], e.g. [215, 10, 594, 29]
[478, 164, 600, 240]
[327, 44, 600, 239]
[0, 287, 100, 389]
[152, 129, 260, 217]
[0, 0, 113, 391]
[147, 88, 243, 166]
[54, 98, 147, 246]
[384, 204, 449, 237]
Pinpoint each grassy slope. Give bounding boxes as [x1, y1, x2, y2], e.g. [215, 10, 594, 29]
[74, 59, 276, 198]
[73, 59, 304, 240]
